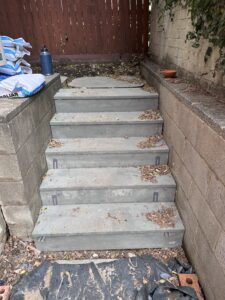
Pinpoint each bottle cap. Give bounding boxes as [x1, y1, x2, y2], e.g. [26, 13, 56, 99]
[41, 45, 48, 52]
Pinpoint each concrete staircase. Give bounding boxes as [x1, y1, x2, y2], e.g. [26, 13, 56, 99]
[33, 87, 184, 251]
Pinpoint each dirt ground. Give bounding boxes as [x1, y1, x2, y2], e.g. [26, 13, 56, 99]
[0, 236, 188, 286]
[33, 55, 155, 93]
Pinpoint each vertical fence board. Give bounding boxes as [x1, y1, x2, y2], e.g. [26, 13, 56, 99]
[0, 0, 149, 58]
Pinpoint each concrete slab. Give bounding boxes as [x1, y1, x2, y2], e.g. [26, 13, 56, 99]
[40, 167, 176, 204]
[33, 202, 184, 250]
[54, 88, 156, 99]
[46, 137, 167, 154]
[68, 76, 144, 88]
[46, 137, 169, 168]
[51, 111, 162, 125]
[41, 167, 176, 189]
[50, 112, 163, 138]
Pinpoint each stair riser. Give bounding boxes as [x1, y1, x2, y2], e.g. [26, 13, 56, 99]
[34, 231, 183, 251]
[41, 187, 176, 205]
[51, 123, 163, 139]
[46, 152, 169, 169]
[55, 98, 158, 113]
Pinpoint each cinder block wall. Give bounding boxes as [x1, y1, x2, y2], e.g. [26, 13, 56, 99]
[141, 61, 225, 300]
[150, 3, 225, 93]
[0, 74, 61, 237]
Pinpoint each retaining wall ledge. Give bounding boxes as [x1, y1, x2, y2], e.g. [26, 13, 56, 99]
[141, 59, 225, 139]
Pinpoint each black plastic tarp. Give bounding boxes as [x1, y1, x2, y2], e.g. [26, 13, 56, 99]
[11, 256, 198, 300]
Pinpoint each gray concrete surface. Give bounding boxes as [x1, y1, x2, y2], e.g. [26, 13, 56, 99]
[55, 87, 158, 112]
[40, 167, 176, 205]
[46, 137, 169, 168]
[68, 76, 144, 88]
[33, 202, 184, 251]
[50, 112, 163, 138]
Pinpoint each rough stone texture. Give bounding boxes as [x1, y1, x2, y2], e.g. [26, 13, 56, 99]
[0, 74, 61, 237]
[150, 4, 225, 96]
[141, 61, 225, 300]
[0, 209, 6, 254]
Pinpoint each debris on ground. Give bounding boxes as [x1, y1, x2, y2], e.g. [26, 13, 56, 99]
[33, 56, 142, 80]
[33, 57, 156, 93]
[0, 236, 187, 286]
[145, 205, 176, 228]
[137, 135, 163, 149]
[138, 110, 161, 120]
[10, 256, 199, 300]
[48, 139, 63, 148]
[139, 165, 170, 182]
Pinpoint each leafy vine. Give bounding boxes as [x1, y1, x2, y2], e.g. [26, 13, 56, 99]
[152, 0, 225, 74]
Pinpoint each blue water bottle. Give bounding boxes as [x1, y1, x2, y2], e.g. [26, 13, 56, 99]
[40, 45, 53, 75]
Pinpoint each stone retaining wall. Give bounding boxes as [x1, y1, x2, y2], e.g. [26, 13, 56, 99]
[0, 74, 61, 238]
[141, 60, 225, 300]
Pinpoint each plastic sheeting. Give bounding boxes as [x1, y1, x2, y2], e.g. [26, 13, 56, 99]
[11, 256, 198, 300]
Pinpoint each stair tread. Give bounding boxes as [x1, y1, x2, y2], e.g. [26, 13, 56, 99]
[50, 112, 163, 125]
[46, 137, 168, 154]
[54, 88, 158, 100]
[40, 167, 176, 190]
[33, 202, 184, 237]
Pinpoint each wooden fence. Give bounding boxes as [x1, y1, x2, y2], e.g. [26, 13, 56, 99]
[0, 0, 149, 60]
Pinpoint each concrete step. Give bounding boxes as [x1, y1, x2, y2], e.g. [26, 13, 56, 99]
[33, 202, 184, 251]
[50, 112, 163, 138]
[46, 137, 169, 169]
[54, 88, 158, 112]
[40, 167, 176, 205]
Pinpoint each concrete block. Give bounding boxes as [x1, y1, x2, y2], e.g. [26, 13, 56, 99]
[171, 150, 193, 198]
[182, 139, 210, 197]
[215, 232, 225, 275]
[206, 173, 225, 230]
[0, 181, 26, 206]
[194, 225, 225, 300]
[159, 85, 180, 125]
[195, 122, 225, 182]
[16, 112, 51, 179]
[2, 205, 35, 237]
[189, 183, 222, 250]
[162, 111, 185, 157]
[0, 154, 21, 181]
[0, 124, 15, 155]
[9, 104, 36, 151]
[176, 186, 198, 240]
[0, 209, 6, 254]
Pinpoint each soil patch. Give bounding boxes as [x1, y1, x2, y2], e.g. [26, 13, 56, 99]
[0, 237, 187, 286]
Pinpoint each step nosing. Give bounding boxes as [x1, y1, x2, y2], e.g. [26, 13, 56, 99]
[34, 228, 183, 237]
[45, 149, 168, 154]
[40, 184, 176, 191]
[54, 96, 158, 100]
[50, 120, 163, 125]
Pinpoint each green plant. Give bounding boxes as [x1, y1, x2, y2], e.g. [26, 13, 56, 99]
[152, 0, 225, 74]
